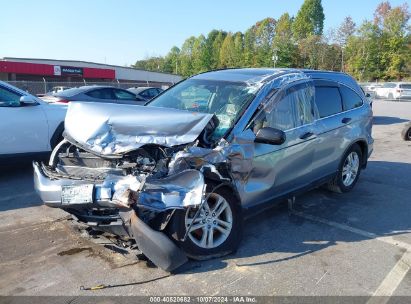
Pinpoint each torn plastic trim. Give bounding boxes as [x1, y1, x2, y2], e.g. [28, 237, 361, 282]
[119, 209, 188, 272]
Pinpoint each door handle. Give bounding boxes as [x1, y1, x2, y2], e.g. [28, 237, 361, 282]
[299, 132, 314, 140]
[342, 117, 352, 124]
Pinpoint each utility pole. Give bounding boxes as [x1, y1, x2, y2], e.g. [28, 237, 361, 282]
[272, 48, 279, 68]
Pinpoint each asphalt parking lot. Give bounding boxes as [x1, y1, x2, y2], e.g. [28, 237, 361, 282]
[0, 100, 410, 297]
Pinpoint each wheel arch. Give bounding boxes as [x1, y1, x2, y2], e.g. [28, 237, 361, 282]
[347, 139, 368, 169]
[50, 122, 65, 149]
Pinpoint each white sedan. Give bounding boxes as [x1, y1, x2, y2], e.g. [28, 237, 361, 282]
[0, 81, 67, 162]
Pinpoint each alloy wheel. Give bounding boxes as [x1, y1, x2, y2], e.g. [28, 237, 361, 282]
[185, 193, 233, 249]
[342, 151, 360, 187]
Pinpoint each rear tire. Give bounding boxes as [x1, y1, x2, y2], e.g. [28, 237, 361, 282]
[327, 144, 362, 193]
[167, 186, 242, 260]
[402, 123, 411, 141]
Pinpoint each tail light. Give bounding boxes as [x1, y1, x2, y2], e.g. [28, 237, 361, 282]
[396, 89, 403, 93]
[57, 99, 70, 103]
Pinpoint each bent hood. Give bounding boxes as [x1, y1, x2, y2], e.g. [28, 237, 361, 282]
[64, 102, 214, 156]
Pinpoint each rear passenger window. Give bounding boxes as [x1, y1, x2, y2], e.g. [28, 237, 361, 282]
[314, 87, 343, 118]
[86, 89, 114, 100]
[340, 86, 363, 111]
[113, 89, 136, 100]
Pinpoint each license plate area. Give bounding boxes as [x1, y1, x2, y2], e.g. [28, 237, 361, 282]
[61, 184, 94, 205]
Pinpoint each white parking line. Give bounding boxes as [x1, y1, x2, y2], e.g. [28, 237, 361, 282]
[370, 251, 411, 297]
[291, 211, 411, 251]
[291, 210, 411, 299]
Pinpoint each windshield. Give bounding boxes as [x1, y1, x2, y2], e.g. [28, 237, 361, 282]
[147, 79, 260, 138]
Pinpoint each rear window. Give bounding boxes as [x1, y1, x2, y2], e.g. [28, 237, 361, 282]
[400, 84, 411, 89]
[314, 87, 343, 118]
[340, 86, 363, 111]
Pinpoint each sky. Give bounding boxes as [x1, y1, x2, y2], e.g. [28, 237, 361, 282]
[0, 0, 408, 66]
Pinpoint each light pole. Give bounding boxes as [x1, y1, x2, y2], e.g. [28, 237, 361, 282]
[272, 48, 279, 68]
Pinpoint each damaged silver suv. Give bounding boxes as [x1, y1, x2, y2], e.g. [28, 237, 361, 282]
[34, 69, 373, 271]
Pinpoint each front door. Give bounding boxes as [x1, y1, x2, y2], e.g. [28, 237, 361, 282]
[239, 81, 319, 208]
[0, 86, 49, 155]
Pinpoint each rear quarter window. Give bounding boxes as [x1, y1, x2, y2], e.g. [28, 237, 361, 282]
[314, 87, 343, 118]
[340, 86, 363, 111]
[86, 88, 114, 100]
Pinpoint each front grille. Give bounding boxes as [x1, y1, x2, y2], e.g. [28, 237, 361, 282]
[56, 151, 124, 179]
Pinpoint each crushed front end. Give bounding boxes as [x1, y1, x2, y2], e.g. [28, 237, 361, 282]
[33, 102, 251, 271]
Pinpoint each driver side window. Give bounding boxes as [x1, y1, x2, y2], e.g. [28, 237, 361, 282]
[250, 83, 315, 133]
[0, 87, 22, 107]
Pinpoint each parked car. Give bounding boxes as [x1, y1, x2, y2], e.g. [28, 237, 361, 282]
[360, 83, 377, 98]
[375, 82, 411, 100]
[41, 85, 144, 105]
[127, 87, 164, 102]
[0, 81, 67, 163]
[402, 122, 411, 141]
[37, 86, 71, 98]
[33, 68, 373, 271]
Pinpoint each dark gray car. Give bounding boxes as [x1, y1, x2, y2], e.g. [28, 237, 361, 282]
[42, 85, 145, 105]
[33, 68, 373, 271]
[127, 87, 164, 102]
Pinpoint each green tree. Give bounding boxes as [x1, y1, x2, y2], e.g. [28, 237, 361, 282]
[273, 13, 298, 67]
[210, 31, 227, 69]
[377, 3, 410, 79]
[337, 16, 356, 47]
[179, 36, 197, 77]
[163, 46, 180, 74]
[192, 35, 208, 73]
[243, 27, 256, 67]
[233, 32, 244, 66]
[203, 30, 220, 70]
[219, 33, 236, 68]
[293, 0, 325, 39]
[298, 35, 322, 68]
[345, 21, 382, 81]
[254, 18, 277, 66]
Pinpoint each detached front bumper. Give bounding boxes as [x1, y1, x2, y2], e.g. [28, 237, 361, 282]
[33, 161, 189, 271]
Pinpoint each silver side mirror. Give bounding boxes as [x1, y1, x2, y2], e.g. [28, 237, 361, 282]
[20, 95, 38, 105]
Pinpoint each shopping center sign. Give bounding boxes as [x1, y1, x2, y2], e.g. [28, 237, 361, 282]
[54, 66, 83, 76]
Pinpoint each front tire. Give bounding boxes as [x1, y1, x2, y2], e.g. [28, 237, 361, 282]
[327, 144, 362, 193]
[168, 186, 242, 260]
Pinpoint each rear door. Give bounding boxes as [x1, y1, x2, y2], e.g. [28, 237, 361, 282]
[0, 85, 49, 155]
[311, 80, 363, 178]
